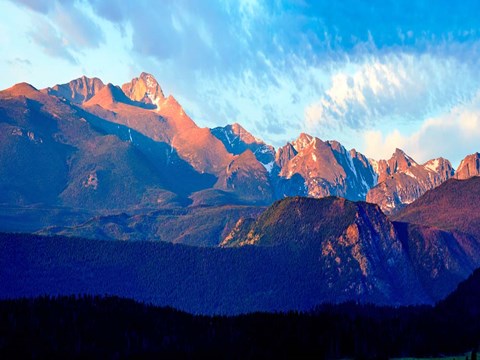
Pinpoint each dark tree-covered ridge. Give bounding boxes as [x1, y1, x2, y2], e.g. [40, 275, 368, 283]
[0, 265, 479, 359]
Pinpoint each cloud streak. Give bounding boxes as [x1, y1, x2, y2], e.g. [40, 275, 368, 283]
[13, 0, 105, 63]
[363, 91, 480, 167]
[28, 18, 78, 64]
[305, 50, 480, 131]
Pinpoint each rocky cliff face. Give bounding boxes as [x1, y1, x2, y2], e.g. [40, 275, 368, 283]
[44, 76, 105, 104]
[455, 152, 480, 179]
[366, 151, 454, 214]
[373, 148, 417, 183]
[276, 134, 377, 201]
[221, 196, 480, 304]
[211, 123, 275, 166]
[121, 72, 165, 107]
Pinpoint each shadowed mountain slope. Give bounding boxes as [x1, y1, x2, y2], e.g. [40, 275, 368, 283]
[394, 176, 480, 239]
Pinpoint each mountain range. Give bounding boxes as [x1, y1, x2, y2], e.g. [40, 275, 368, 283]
[1, 73, 480, 314]
[1, 72, 479, 219]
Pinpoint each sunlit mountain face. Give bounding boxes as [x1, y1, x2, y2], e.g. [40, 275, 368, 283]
[0, 73, 475, 216]
[1, 1, 480, 358]
[2, 71, 480, 311]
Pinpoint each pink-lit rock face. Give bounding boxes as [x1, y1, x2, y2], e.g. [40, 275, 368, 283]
[0, 73, 477, 215]
[275, 134, 377, 201]
[84, 74, 234, 176]
[122, 72, 165, 106]
[44, 76, 105, 104]
[366, 150, 454, 215]
[455, 152, 480, 179]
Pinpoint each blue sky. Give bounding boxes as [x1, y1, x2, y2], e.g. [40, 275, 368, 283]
[1, 0, 480, 167]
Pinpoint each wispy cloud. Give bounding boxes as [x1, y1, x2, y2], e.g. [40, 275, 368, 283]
[304, 50, 480, 131]
[28, 18, 78, 64]
[363, 91, 480, 167]
[7, 58, 32, 66]
[13, 0, 105, 63]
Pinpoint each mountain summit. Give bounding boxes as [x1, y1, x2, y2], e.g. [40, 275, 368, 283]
[211, 123, 275, 165]
[455, 152, 480, 179]
[44, 76, 105, 104]
[84, 83, 135, 107]
[366, 150, 454, 214]
[122, 72, 165, 108]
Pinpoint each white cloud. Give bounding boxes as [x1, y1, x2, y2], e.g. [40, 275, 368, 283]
[362, 92, 480, 167]
[52, 2, 105, 49]
[363, 129, 408, 160]
[304, 52, 480, 131]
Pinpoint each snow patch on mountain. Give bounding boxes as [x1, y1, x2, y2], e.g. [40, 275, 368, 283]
[369, 159, 379, 175]
[346, 153, 357, 176]
[425, 158, 440, 172]
[262, 161, 275, 173]
[404, 169, 417, 179]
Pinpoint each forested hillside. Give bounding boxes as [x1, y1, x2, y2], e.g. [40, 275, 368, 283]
[1, 266, 480, 359]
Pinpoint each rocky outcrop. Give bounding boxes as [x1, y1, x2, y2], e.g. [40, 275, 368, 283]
[366, 151, 454, 214]
[44, 75, 105, 104]
[211, 123, 275, 166]
[276, 134, 377, 201]
[455, 152, 480, 179]
[122, 72, 165, 107]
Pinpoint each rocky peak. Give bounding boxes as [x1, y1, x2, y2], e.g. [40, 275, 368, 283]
[424, 158, 454, 181]
[389, 148, 417, 172]
[1, 82, 39, 98]
[275, 143, 298, 169]
[292, 133, 315, 152]
[455, 153, 480, 180]
[44, 76, 105, 104]
[211, 123, 275, 165]
[121, 72, 165, 108]
[374, 148, 417, 183]
[84, 83, 132, 107]
[227, 149, 257, 169]
[229, 123, 264, 145]
[350, 149, 371, 169]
